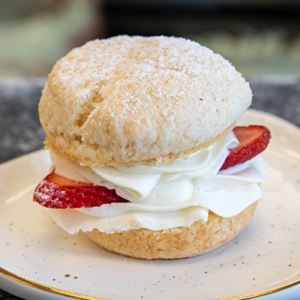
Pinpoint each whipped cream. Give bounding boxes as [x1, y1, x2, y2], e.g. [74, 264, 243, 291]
[49, 131, 266, 234]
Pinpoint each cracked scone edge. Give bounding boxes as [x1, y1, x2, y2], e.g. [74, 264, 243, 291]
[39, 36, 251, 167]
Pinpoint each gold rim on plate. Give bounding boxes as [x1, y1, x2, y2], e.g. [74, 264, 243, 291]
[1, 266, 300, 300]
[1, 111, 300, 299]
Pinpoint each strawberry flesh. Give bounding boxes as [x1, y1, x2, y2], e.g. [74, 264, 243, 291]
[34, 125, 271, 208]
[33, 171, 128, 209]
[220, 125, 271, 170]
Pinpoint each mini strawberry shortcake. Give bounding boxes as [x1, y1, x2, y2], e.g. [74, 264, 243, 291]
[33, 36, 271, 259]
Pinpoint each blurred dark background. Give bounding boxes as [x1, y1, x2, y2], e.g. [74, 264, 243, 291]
[1, 0, 300, 78]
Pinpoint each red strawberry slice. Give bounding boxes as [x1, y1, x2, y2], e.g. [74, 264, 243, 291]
[220, 125, 271, 170]
[33, 171, 128, 209]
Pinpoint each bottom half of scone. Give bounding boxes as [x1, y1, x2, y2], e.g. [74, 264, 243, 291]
[85, 201, 258, 260]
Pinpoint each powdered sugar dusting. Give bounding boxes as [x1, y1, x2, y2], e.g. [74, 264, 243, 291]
[41, 35, 252, 166]
[52, 36, 249, 121]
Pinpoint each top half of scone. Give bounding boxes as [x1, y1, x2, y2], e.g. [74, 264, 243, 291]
[39, 35, 252, 167]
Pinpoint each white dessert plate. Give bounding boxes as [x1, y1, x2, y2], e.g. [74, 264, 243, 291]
[1, 109, 300, 300]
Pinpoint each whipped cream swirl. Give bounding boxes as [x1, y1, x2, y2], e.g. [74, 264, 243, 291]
[49, 132, 265, 234]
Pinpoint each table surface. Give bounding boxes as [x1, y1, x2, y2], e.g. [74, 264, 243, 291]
[0, 76, 300, 300]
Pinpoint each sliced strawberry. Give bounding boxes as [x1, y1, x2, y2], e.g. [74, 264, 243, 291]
[33, 171, 128, 209]
[220, 125, 271, 170]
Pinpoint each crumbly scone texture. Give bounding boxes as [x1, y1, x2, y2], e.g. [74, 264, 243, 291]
[39, 35, 252, 166]
[85, 201, 258, 259]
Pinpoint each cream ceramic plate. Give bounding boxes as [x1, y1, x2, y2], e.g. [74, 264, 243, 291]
[1, 109, 300, 300]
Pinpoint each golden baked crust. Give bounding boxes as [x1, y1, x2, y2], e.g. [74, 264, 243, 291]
[85, 201, 258, 259]
[45, 121, 235, 167]
[39, 36, 252, 166]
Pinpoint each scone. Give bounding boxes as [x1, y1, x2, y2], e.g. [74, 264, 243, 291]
[33, 35, 271, 259]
